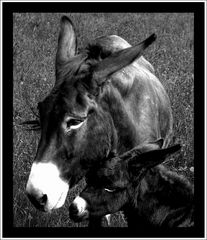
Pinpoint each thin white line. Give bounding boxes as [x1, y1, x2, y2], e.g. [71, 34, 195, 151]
[205, 3, 207, 239]
[1, 0, 206, 2]
[0, 1, 3, 240]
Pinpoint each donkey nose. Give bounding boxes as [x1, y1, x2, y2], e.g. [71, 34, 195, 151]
[69, 196, 89, 222]
[27, 190, 48, 211]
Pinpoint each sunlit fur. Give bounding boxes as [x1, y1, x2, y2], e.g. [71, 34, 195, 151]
[26, 16, 173, 213]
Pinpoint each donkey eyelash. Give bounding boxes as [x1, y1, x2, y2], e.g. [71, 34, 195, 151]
[20, 103, 41, 131]
[20, 119, 41, 131]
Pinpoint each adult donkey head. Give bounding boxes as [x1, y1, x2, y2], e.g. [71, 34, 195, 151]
[26, 16, 156, 212]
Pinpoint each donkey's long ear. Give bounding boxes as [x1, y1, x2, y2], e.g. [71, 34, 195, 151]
[93, 33, 156, 86]
[56, 16, 77, 65]
[129, 144, 181, 170]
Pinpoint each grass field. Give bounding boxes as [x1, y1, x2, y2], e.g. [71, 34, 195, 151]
[13, 13, 194, 228]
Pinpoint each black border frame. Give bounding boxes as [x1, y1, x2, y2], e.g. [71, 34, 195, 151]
[2, 1, 205, 238]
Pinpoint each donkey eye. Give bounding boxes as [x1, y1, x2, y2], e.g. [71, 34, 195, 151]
[64, 117, 86, 133]
[67, 119, 82, 128]
[104, 188, 116, 193]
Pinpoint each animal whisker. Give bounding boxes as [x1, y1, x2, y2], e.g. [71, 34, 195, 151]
[19, 119, 41, 131]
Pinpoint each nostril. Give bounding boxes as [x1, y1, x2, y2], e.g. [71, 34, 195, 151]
[69, 203, 78, 215]
[39, 194, 47, 206]
[69, 203, 80, 222]
[27, 192, 47, 211]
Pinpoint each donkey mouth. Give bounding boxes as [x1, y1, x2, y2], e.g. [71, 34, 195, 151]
[27, 193, 47, 212]
[69, 209, 89, 222]
[27, 190, 67, 212]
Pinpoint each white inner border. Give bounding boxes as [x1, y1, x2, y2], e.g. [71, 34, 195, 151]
[1, 1, 206, 239]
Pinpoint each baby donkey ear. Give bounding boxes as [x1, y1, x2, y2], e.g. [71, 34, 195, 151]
[129, 144, 181, 170]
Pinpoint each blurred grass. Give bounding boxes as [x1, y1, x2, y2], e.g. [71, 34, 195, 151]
[13, 13, 194, 227]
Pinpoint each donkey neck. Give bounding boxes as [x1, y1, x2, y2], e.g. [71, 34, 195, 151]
[124, 165, 194, 227]
[101, 84, 161, 155]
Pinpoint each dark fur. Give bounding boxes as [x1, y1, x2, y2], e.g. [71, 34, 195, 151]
[26, 16, 173, 211]
[70, 144, 194, 228]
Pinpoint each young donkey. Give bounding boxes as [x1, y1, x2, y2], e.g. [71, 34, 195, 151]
[69, 140, 194, 227]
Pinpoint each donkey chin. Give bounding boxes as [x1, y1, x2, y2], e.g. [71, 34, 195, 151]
[26, 161, 69, 212]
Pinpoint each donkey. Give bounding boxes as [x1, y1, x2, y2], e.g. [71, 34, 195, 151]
[26, 16, 173, 213]
[69, 140, 194, 228]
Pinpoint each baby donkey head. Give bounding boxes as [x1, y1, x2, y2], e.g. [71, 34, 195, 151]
[69, 140, 183, 226]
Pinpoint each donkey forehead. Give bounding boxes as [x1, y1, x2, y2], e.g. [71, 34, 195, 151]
[41, 80, 89, 118]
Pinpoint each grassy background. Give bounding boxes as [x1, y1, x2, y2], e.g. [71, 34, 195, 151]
[13, 13, 194, 227]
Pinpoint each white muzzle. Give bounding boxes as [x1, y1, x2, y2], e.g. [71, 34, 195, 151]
[26, 161, 69, 212]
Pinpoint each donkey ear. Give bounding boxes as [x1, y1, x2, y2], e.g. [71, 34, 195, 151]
[129, 144, 181, 170]
[93, 34, 157, 86]
[139, 138, 164, 152]
[151, 138, 164, 149]
[56, 16, 77, 65]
